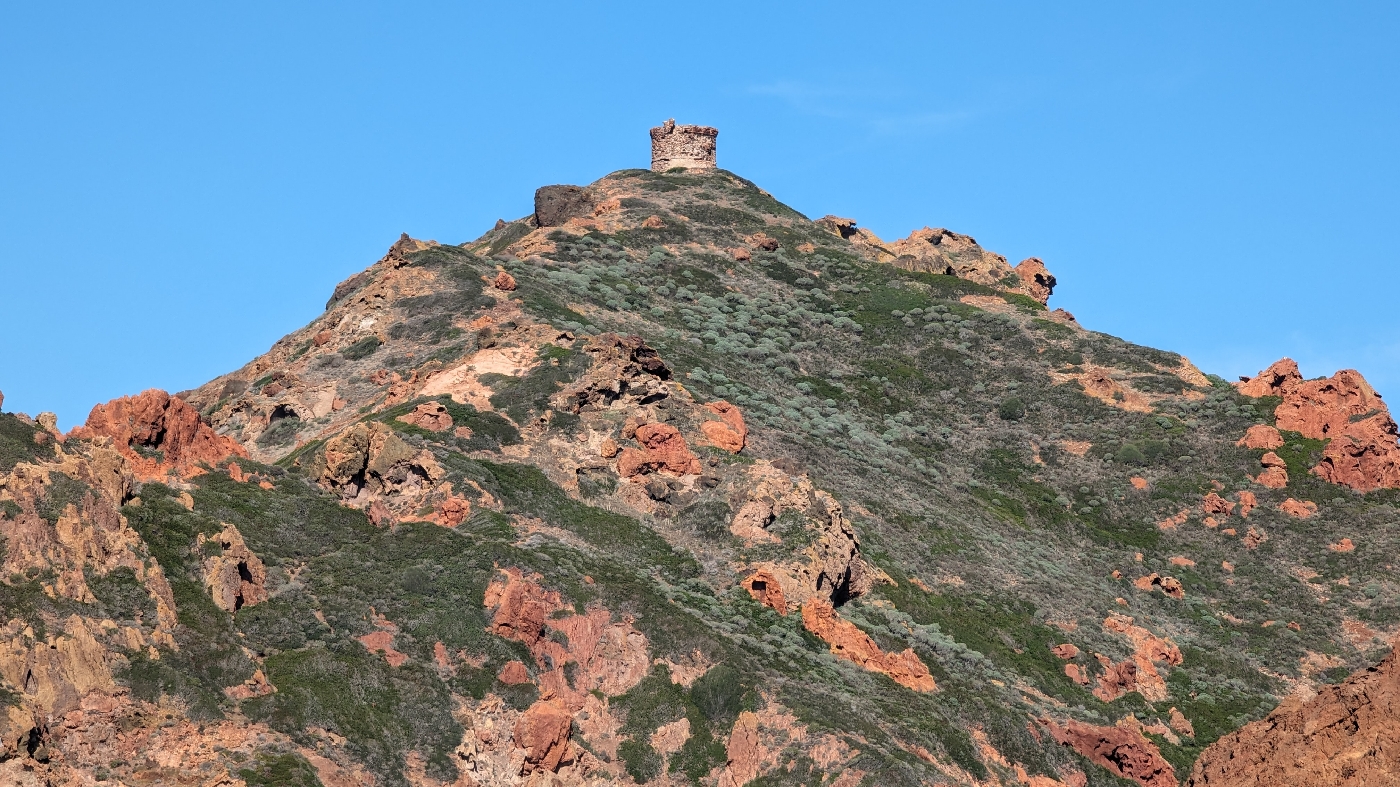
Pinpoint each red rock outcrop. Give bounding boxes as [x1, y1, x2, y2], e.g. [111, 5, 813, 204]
[743, 570, 788, 615]
[484, 568, 649, 710]
[1329, 537, 1356, 553]
[396, 401, 453, 432]
[1237, 424, 1284, 450]
[357, 613, 407, 668]
[1051, 644, 1080, 660]
[514, 695, 573, 773]
[1133, 573, 1184, 600]
[616, 423, 702, 477]
[1093, 614, 1182, 703]
[701, 400, 748, 453]
[1279, 498, 1318, 519]
[801, 599, 935, 692]
[1236, 490, 1257, 518]
[492, 270, 517, 291]
[1187, 648, 1400, 786]
[1013, 257, 1057, 304]
[71, 389, 246, 480]
[1237, 359, 1400, 491]
[1202, 492, 1235, 517]
[1040, 718, 1176, 787]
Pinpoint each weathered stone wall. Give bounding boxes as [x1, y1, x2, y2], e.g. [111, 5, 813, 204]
[650, 119, 718, 172]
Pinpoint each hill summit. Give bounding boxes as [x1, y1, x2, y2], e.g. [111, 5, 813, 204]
[2, 140, 1400, 786]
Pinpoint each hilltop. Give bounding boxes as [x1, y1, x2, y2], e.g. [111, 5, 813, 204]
[1, 163, 1399, 787]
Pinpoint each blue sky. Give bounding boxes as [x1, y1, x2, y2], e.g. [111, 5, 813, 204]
[2, 2, 1397, 428]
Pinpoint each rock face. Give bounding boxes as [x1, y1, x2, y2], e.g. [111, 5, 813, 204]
[312, 421, 441, 501]
[800, 599, 935, 691]
[1188, 648, 1400, 786]
[649, 118, 718, 171]
[555, 333, 672, 414]
[199, 523, 267, 613]
[514, 695, 574, 773]
[71, 389, 246, 480]
[1040, 718, 1176, 787]
[1237, 358, 1400, 491]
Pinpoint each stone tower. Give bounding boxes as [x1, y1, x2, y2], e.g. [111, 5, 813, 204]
[650, 119, 718, 172]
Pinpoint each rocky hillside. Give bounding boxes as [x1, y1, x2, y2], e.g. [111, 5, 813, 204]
[2, 166, 1399, 787]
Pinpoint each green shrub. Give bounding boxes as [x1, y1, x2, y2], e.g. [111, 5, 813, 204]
[341, 336, 382, 360]
[997, 397, 1025, 421]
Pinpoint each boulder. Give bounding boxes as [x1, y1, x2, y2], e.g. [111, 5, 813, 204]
[492, 270, 517, 291]
[700, 400, 747, 453]
[199, 523, 266, 613]
[533, 185, 594, 228]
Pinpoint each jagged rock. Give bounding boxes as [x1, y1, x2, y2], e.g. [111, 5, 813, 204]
[1052, 644, 1080, 660]
[71, 390, 246, 481]
[199, 523, 266, 613]
[742, 570, 788, 615]
[1187, 648, 1400, 786]
[886, 228, 1056, 304]
[815, 215, 859, 239]
[1040, 718, 1176, 787]
[1133, 573, 1184, 600]
[801, 599, 935, 692]
[1202, 492, 1235, 517]
[1238, 359, 1400, 491]
[311, 421, 442, 500]
[555, 333, 672, 414]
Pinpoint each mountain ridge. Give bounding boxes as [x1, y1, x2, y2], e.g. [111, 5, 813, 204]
[1, 164, 1398, 786]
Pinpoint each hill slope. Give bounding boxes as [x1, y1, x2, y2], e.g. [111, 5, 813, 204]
[2, 167, 1399, 787]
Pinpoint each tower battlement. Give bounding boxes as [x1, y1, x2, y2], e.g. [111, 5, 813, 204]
[649, 119, 718, 172]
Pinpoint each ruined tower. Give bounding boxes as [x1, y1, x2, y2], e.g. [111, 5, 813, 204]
[649, 119, 718, 172]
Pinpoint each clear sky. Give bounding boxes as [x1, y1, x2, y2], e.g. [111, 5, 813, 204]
[2, 2, 1397, 428]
